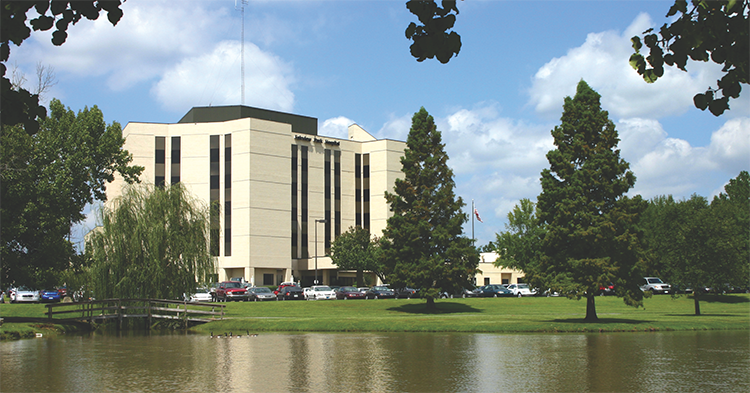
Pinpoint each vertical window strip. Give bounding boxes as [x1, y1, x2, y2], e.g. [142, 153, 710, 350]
[155, 136, 165, 187]
[224, 134, 231, 257]
[334, 150, 341, 239]
[291, 145, 298, 259]
[324, 149, 331, 253]
[301, 146, 309, 259]
[355, 153, 362, 227]
[363, 153, 370, 230]
[210, 135, 220, 257]
[170, 136, 180, 185]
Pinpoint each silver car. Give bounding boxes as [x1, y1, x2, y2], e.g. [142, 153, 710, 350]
[247, 287, 278, 301]
[10, 286, 40, 303]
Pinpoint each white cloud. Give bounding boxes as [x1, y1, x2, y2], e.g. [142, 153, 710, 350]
[320, 116, 355, 139]
[152, 40, 295, 112]
[13, 0, 232, 91]
[528, 13, 725, 120]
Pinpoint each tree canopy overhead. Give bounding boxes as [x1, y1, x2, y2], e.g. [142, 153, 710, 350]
[381, 107, 479, 308]
[405, 0, 462, 64]
[630, 0, 749, 116]
[537, 80, 648, 321]
[1, 1, 125, 134]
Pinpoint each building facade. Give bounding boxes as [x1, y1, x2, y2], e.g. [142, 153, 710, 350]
[108, 106, 406, 287]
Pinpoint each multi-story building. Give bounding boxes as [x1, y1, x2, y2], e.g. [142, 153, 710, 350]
[107, 105, 406, 287]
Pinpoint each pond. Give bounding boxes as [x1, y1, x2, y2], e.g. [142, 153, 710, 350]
[1, 330, 747, 392]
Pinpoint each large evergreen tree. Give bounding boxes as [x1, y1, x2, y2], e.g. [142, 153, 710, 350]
[88, 184, 215, 300]
[537, 80, 647, 321]
[381, 107, 479, 309]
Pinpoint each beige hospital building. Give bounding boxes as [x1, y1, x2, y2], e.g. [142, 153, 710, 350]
[108, 105, 405, 287]
[108, 105, 527, 288]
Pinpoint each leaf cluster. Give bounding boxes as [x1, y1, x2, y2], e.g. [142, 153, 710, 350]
[330, 226, 386, 285]
[491, 199, 546, 281]
[381, 108, 479, 300]
[630, 0, 748, 115]
[1, 1, 125, 134]
[405, 0, 462, 64]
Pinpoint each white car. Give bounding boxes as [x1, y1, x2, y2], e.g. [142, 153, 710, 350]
[304, 285, 336, 300]
[641, 277, 671, 294]
[10, 286, 40, 303]
[186, 288, 213, 303]
[506, 283, 537, 297]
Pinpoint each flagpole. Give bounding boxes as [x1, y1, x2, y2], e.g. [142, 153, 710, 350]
[472, 199, 475, 247]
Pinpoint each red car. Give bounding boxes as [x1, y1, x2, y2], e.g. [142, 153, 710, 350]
[215, 281, 248, 301]
[274, 282, 299, 296]
[335, 286, 366, 300]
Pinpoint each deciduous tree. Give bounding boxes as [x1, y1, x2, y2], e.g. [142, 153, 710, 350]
[491, 198, 546, 288]
[537, 80, 648, 321]
[381, 107, 479, 309]
[88, 184, 216, 300]
[330, 226, 386, 287]
[1, 99, 142, 289]
[405, 0, 462, 64]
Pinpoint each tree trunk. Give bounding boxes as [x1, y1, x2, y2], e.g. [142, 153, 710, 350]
[425, 296, 436, 310]
[356, 269, 364, 288]
[694, 292, 701, 316]
[585, 295, 598, 321]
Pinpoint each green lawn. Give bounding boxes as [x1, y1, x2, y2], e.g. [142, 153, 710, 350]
[194, 293, 750, 334]
[2, 294, 748, 338]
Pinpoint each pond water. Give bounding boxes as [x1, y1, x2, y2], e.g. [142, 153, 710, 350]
[1, 330, 747, 392]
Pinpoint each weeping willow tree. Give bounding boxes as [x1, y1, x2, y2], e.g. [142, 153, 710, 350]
[88, 183, 216, 299]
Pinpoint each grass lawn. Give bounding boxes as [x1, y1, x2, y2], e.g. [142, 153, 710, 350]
[191, 293, 750, 334]
[2, 294, 748, 338]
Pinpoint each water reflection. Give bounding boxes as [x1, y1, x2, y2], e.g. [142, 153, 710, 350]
[1, 330, 747, 392]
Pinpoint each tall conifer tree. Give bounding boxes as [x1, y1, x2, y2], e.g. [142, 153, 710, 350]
[538, 81, 647, 321]
[381, 107, 478, 309]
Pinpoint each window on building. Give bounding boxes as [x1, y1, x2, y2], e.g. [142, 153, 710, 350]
[263, 274, 274, 286]
[155, 136, 165, 187]
[210, 135, 220, 257]
[170, 136, 180, 184]
[224, 134, 231, 256]
[484, 277, 491, 286]
[291, 145, 298, 258]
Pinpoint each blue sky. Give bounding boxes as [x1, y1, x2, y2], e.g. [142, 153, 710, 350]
[9, 0, 749, 248]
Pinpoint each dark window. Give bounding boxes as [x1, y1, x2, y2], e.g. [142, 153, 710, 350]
[210, 135, 220, 256]
[324, 149, 331, 253]
[355, 153, 362, 227]
[334, 150, 341, 239]
[155, 137, 165, 186]
[263, 274, 274, 286]
[363, 153, 370, 230]
[224, 134, 232, 256]
[291, 146, 298, 258]
[301, 146, 308, 258]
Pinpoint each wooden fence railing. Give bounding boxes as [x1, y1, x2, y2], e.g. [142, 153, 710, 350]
[45, 299, 225, 329]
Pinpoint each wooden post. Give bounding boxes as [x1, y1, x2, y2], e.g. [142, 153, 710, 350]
[147, 300, 152, 330]
[118, 299, 123, 330]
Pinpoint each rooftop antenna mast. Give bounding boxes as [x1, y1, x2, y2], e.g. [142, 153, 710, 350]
[236, 0, 248, 105]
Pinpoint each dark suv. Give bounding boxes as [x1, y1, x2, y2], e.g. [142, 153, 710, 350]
[215, 281, 248, 301]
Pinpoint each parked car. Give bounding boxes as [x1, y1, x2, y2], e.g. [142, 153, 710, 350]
[506, 283, 537, 297]
[247, 287, 278, 301]
[10, 286, 40, 303]
[641, 277, 671, 294]
[336, 286, 366, 300]
[365, 286, 396, 299]
[358, 287, 369, 293]
[274, 282, 299, 296]
[187, 287, 213, 303]
[598, 283, 615, 296]
[474, 285, 513, 297]
[305, 285, 336, 300]
[215, 281, 249, 301]
[394, 287, 419, 299]
[40, 289, 62, 303]
[277, 285, 305, 300]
